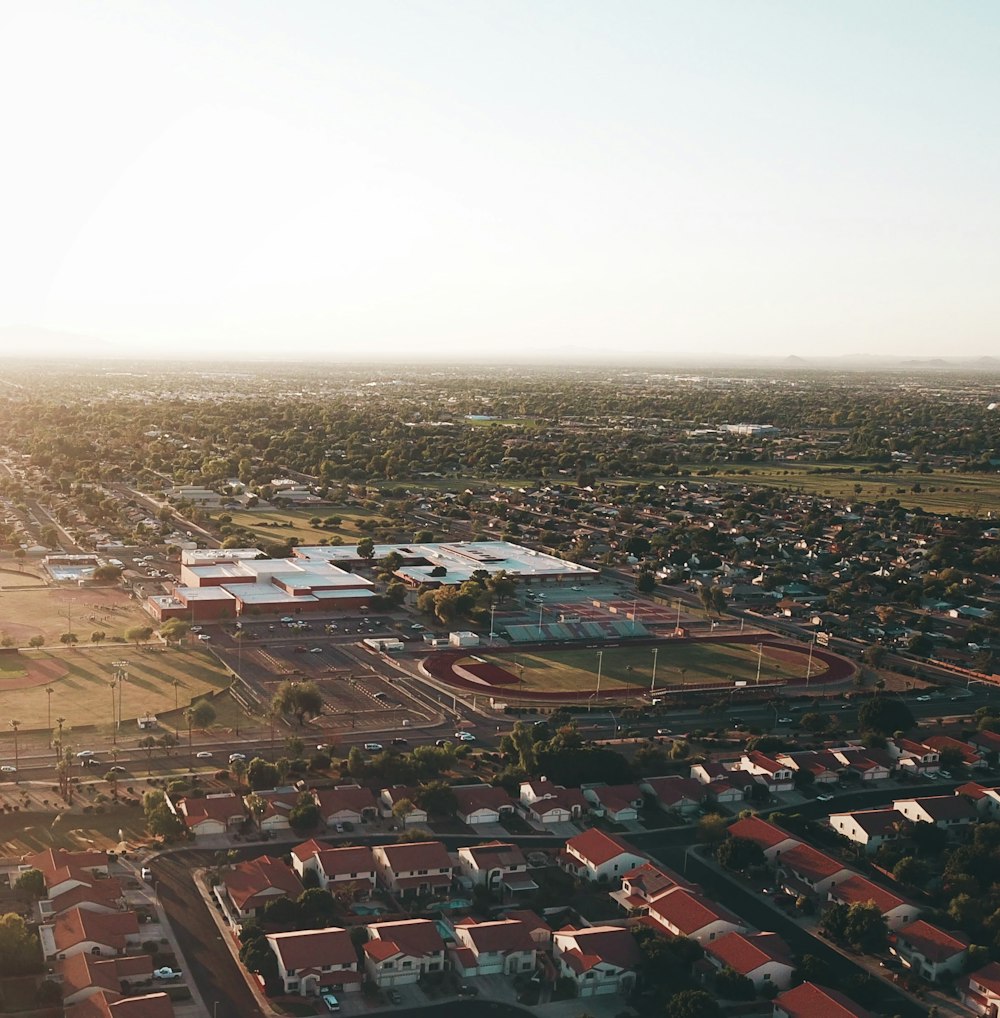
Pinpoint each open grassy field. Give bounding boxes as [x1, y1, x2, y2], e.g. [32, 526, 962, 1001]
[481, 640, 823, 693]
[0, 583, 147, 644]
[0, 645, 232, 732]
[212, 506, 397, 545]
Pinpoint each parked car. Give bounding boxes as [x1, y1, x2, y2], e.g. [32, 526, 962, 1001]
[816, 792, 834, 802]
[153, 967, 181, 980]
[108, 765, 128, 774]
[196, 751, 213, 759]
[777, 717, 793, 725]
[228, 752, 246, 763]
[0, 765, 16, 774]
[322, 993, 340, 1012]
[388, 989, 402, 1004]
[391, 737, 409, 746]
[76, 750, 96, 759]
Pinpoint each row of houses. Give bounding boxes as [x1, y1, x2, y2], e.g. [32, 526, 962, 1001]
[17, 849, 176, 1018]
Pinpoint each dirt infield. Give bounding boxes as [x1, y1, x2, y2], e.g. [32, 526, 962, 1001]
[0, 584, 147, 644]
[0, 653, 70, 690]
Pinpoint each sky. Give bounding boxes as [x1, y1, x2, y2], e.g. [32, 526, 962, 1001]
[2, 1, 999, 361]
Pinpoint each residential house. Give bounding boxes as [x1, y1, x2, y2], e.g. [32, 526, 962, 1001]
[772, 981, 873, 1018]
[582, 784, 644, 823]
[451, 919, 537, 977]
[888, 738, 940, 777]
[646, 886, 747, 943]
[58, 955, 152, 1006]
[552, 925, 640, 997]
[776, 844, 853, 898]
[456, 841, 536, 896]
[610, 861, 692, 915]
[266, 927, 361, 996]
[891, 919, 968, 981]
[689, 762, 756, 797]
[169, 792, 246, 837]
[501, 909, 552, 948]
[216, 855, 304, 922]
[955, 782, 1000, 817]
[452, 784, 517, 826]
[246, 789, 298, 833]
[24, 849, 109, 884]
[739, 752, 794, 793]
[640, 776, 708, 816]
[834, 749, 893, 783]
[372, 841, 453, 899]
[66, 990, 175, 1018]
[518, 779, 589, 824]
[379, 787, 429, 826]
[892, 795, 977, 832]
[828, 876, 918, 930]
[363, 919, 446, 987]
[828, 809, 908, 856]
[290, 841, 376, 895]
[312, 785, 379, 827]
[963, 961, 1000, 1015]
[703, 931, 795, 991]
[923, 735, 984, 770]
[39, 908, 141, 961]
[561, 829, 646, 882]
[967, 728, 1000, 762]
[727, 816, 801, 863]
[775, 750, 842, 785]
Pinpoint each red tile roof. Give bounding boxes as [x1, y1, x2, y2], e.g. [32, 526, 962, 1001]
[829, 875, 909, 916]
[52, 908, 139, 952]
[366, 919, 445, 959]
[267, 927, 356, 971]
[313, 785, 378, 817]
[375, 840, 452, 873]
[452, 784, 515, 816]
[555, 926, 640, 973]
[26, 848, 107, 882]
[969, 961, 1000, 994]
[48, 877, 125, 915]
[779, 844, 848, 883]
[622, 861, 691, 899]
[223, 855, 304, 912]
[565, 828, 643, 868]
[58, 954, 150, 998]
[896, 919, 968, 963]
[728, 815, 799, 851]
[774, 981, 872, 1017]
[642, 776, 705, 806]
[175, 793, 245, 827]
[647, 887, 744, 936]
[704, 931, 792, 976]
[455, 919, 535, 955]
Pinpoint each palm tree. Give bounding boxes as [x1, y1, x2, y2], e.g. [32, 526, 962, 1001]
[245, 792, 266, 834]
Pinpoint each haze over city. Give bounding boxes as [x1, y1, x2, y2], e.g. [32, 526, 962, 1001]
[3, 1, 1000, 362]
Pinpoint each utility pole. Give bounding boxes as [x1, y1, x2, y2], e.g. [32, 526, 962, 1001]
[650, 646, 658, 694]
[755, 643, 763, 686]
[113, 660, 129, 734]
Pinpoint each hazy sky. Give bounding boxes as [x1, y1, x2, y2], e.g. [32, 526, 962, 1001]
[3, 1, 999, 360]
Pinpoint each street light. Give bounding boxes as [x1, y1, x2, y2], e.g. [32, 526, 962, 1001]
[110, 682, 118, 744]
[594, 650, 604, 704]
[489, 602, 497, 642]
[806, 635, 816, 687]
[650, 646, 659, 694]
[755, 643, 764, 685]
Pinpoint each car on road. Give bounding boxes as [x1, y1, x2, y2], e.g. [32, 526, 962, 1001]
[816, 793, 834, 802]
[777, 717, 793, 725]
[363, 742, 383, 752]
[916, 694, 933, 702]
[281, 616, 295, 623]
[228, 752, 246, 763]
[76, 750, 96, 759]
[458, 986, 479, 997]
[656, 728, 672, 736]
[939, 770, 953, 779]
[0, 765, 16, 774]
[190, 626, 202, 633]
[454, 731, 475, 742]
[153, 967, 181, 980]
[309, 647, 323, 653]
[322, 993, 340, 1012]
[196, 634, 211, 641]
[195, 751, 213, 759]
[410, 623, 424, 630]
[293, 645, 307, 652]
[107, 765, 128, 774]
[435, 739, 450, 747]
[316, 743, 330, 751]
[391, 737, 409, 746]
[388, 989, 402, 1004]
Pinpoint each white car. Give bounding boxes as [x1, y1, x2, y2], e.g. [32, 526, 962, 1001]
[455, 732, 476, 742]
[916, 695, 932, 702]
[195, 751, 213, 759]
[153, 967, 181, 980]
[197, 634, 211, 641]
[310, 647, 323, 653]
[363, 742, 383, 752]
[281, 616, 295, 623]
[228, 752, 246, 763]
[0, 765, 16, 773]
[816, 793, 834, 802]
[190, 626, 202, 633]
[76, 750, 96, 759]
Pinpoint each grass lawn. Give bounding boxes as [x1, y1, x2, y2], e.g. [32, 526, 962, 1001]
[482, 640, 823, 692]
[2, 646, 232, 732]
[0, 583, 148, 644]
[213, 506, 395, 545]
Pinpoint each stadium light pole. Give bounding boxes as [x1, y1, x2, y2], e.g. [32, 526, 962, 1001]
[755, 644, 763, 686]
[489, 602, 497, 643]
[806, 635, 816, 687]
[650, 647, 658, 694]
[594, 650, 604, 703]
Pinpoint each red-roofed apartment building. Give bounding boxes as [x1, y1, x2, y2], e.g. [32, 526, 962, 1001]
[456, 841, 535, 895]
[372, 841, 453, 899]
[312, 785, 379, 826]
[828, 875, 919, 930]
[963, 961, 1000, 1014]
[727, 816, 801, 863]
[777, 844, 853, 898]
[363, 919, 446, 987]
[58, 954, 152, 1005]
[451, 919, 537, 976]
[290, 841, 376, 895]
[646, 887, 747, 943]
[451, 784, 517, 825]
[215, 855, 304, 922]
[773, 981, 873, 1018]
[582, 784, 644, 823]
[561, 829, 646, 882]
[891, 919, 968, 981]
[266, 927, 361, 996]
[703, 931, 795, 991]
[552, 925, 640, 997]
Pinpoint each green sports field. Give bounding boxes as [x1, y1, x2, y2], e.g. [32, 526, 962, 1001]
[482, 640, 822, 693]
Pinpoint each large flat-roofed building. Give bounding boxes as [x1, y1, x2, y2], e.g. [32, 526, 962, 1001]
[295, 540, 598, 587]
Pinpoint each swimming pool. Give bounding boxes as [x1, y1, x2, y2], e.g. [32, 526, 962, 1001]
[351, 903, 387, 916]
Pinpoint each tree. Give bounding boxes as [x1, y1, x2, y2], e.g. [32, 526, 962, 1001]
[799, 712, 830, 734]
[143, 790, 184, 839]
[59, 632, 78, 645]
[416, 780, 458, 818]
[190, 699, 216, 729]
[239, 935, 279, 991]
[247, 757, 279, 790]
[696, 814, 728, 844]
[271, 680, 324, 726]
[667, 989, 720, 1018]
[891, 856, 928, 887]
[138, 736, 158, 773]
[245, 792, 267, 832]
[27, 635, 44, 648]
[712, 966, 754, 1001]
[289, 794, 321, 834]
[716, 836, 765, 873]
[391, 797, 416, 822]
[857, 695, 914, 735]
[159, 619, 191, 644]
[298, 886, 338, 927]
[93, 564, 122, 582]
[843, 901, 888, 953]
[637, 571, 656, 594]
[356, 537, 375, 560]
[230, 756, 247, 785]
[14, 869, 45, 900]
[0, 913, 43, 976]
[124, 625, 153, 645]
[104, 770, 121, 800]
